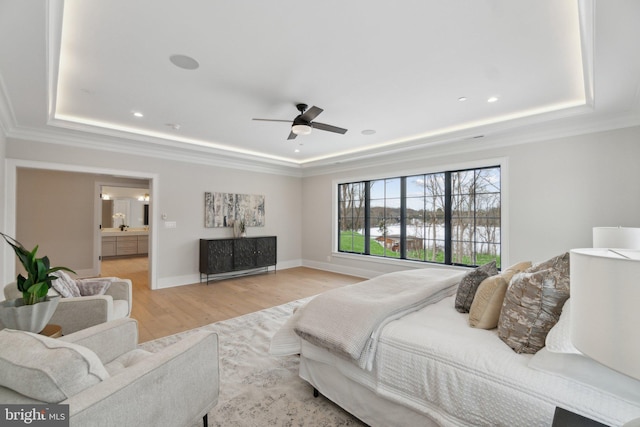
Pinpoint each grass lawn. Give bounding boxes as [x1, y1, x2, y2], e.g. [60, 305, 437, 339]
[339, 230, 500, 268]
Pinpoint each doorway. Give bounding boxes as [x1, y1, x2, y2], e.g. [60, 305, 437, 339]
[5, 159, 159, 289]
[98, 184, 150, 280]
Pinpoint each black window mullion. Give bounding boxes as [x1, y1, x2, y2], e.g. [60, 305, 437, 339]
[400, 177, 406, 258]
[444, 172, 452, 265]
[338, 166, 500, 268]
[364, 181, 371, 254]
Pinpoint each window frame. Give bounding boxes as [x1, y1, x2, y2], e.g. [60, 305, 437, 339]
[334, 160, 506, 269]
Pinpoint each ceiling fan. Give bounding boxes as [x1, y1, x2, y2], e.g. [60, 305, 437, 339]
[253, 103, 348, 140]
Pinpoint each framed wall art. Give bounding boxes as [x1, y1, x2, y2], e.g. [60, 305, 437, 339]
[204, 192, 265, 228]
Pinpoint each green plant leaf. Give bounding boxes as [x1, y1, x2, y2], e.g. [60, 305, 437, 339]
[1, 232, 76, 305]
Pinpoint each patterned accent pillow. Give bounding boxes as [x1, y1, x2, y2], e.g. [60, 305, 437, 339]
[76, 280, 112, 296]
[454, 260, 498, 313]
[51, 270, 81, 298]
[468, 261, 532, 329]
[498, 252, 570, 353]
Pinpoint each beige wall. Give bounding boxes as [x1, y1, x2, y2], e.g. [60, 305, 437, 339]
[16, 168, 96, 273]
[14, 168, 149, 277]
[301, 126, 640, 277]
[5, 139, 303, 288]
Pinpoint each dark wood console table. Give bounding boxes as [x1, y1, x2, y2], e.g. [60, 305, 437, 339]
[199, 236, 277, 284]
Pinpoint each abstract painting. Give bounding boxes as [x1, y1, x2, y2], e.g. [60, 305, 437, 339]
[205, 192, 265, 228]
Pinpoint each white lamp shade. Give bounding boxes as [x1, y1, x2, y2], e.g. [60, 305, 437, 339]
[593, 227, 640, 249]
[570, 248, 640, 380]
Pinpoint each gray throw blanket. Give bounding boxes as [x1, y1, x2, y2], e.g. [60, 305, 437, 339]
[294, 268, 465, 370]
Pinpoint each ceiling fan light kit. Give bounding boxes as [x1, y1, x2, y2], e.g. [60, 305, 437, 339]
[253, 103, 347, 140]
[291, 124, 312, 135]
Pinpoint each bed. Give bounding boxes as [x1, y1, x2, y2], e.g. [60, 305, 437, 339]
[270, 261, 640, 426]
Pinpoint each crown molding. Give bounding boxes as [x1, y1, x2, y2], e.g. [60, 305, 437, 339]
[300, 108, 640, 177]
[6, 125, 304, 177]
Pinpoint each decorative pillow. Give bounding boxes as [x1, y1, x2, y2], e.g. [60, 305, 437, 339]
[0, 329, 109, 402]
[76, 280, 112, 296]
[454, 260, 498, 313]
[545, 299, 581, 354]
[498, 256, 570, 353]
[468, 275, 508, 329]
[468, 261, 532, 329]
[501, 261, 533, 282]
[526, 251, 570, 275]
[51, 270, 81, 298]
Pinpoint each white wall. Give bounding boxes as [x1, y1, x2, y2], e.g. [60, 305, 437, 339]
[5, 138, 303, 288]
[4, 125, 639, 287]
[301, 126, 640, 277]
[0, 129, 6, 291]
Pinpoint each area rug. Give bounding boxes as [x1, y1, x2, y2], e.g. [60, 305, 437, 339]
[139, 298, 366, 427]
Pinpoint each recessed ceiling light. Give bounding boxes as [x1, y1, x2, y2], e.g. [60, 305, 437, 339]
[458, 97, 468, 102]
[133, 111, 144, 118]
[487, 96, 499, 103]
[361, 129, 376, 135]
[169, 54, 200, 70]
[294, 149, 300, 153]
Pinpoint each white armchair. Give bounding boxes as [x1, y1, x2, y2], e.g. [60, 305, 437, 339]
[3, 277, 132, 335]
[0, 318, 219, 427]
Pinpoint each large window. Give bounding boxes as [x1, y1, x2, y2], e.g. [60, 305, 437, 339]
[338, 166, 501, 268]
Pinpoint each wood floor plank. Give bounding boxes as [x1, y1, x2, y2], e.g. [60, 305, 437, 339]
[101, 257, 363, 342]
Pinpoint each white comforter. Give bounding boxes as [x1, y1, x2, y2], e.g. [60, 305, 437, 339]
[293, 268, 465, 370]
[372, 295, 640, 426]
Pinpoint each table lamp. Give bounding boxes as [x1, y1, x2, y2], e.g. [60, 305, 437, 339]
[570, 248, 640, 381]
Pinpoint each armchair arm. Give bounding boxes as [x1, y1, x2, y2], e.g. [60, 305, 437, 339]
[50, 295, 114, 335]
[103, 279, 132, 311]
[60, 318, 138, 364]
[65, 331, 219, 427]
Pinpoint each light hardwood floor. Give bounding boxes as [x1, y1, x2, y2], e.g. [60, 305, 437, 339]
[101, 257, 363, 343]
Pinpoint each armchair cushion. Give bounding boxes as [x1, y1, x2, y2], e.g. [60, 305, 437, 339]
[0, 329, 108, 403]
[0, 318, 219, 427]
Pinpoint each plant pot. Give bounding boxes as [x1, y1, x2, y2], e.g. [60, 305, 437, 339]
[0, 296, 60, 333]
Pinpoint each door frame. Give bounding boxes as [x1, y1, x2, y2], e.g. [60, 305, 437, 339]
[4, 159, 159, 289]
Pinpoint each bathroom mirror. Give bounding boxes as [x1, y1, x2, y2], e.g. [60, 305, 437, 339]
[101, 186, 149, 229]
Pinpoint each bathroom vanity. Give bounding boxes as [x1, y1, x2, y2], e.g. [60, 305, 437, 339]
[101, 228, 149, 258]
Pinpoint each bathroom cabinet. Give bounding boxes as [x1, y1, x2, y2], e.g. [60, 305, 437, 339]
[102, 233, 149, 258]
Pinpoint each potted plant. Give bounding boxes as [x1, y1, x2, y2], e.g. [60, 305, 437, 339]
[0, 232, 76, 332]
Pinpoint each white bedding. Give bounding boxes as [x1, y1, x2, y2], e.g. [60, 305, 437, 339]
[293, 268, 465, 370]
[297, 295, 640, 426]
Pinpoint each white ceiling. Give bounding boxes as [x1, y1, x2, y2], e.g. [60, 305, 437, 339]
[0, 0, 639, 173]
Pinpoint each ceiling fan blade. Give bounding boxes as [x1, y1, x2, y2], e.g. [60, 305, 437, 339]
[252, 118, 293, 123]
[312, 122, 348, 134]
[287, 130, 297, 140]
[300, 106, 323, 122]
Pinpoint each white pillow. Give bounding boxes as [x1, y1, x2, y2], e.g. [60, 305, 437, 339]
[51, 270, 81, 298]
[545, 298, 581, 355]
[0, 329, 109, 402]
